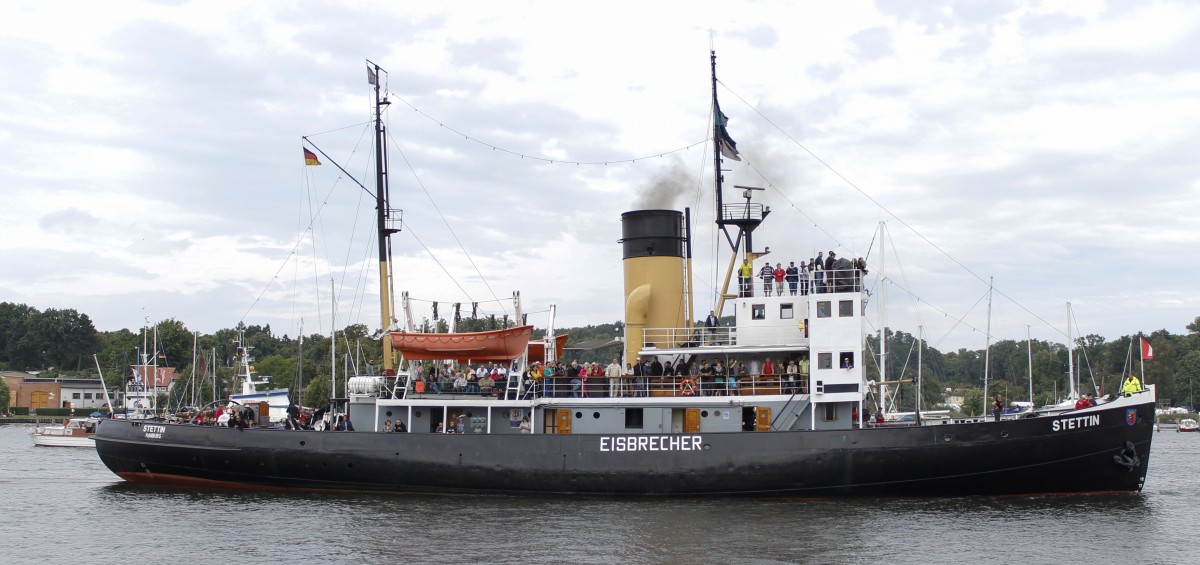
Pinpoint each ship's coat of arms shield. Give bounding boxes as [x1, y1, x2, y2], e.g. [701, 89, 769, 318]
[1125, 408, 1137, 426]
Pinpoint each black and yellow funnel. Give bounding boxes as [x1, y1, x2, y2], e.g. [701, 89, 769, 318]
[620, 210, 689, 364]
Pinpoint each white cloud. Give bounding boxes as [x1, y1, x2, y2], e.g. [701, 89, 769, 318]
[1, 0, 1197, 353]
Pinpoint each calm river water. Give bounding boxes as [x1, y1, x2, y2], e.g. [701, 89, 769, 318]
[0, 424, 1193, 564]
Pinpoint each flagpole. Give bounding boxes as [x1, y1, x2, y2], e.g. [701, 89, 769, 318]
[1140, 335, 1146, 389]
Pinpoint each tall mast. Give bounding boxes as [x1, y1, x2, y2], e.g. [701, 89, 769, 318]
[983, 276, 993, 417]
[330, 278, 337, 416]
[297, 318, 304, 403]
[1026, 324, 1034, 409]
[710, 51, 724, 233]
[709, 51, 766, 318]
[879, 221, 887, 414]
[1066, 302, 1076, 401]
[915, 325, 923, 425]
[369, 60, 399, 372]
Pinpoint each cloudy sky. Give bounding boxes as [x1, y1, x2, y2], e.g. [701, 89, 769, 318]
[2, 0, 1198, 352]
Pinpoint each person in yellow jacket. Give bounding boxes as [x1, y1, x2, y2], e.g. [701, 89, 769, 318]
[1121, 374, 1142, 396]
[738, 258, 753, 297]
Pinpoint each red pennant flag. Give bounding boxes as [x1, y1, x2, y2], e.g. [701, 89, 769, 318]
[1141, 337, 1154, 360]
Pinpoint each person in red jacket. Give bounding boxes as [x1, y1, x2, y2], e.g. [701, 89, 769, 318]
[773, 263, 786, 296]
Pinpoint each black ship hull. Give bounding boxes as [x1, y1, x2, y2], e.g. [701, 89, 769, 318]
[94, 400, 1153, 496]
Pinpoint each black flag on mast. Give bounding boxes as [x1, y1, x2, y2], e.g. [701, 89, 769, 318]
[367, 66, 378, 86]
[715, 101, 741, 161]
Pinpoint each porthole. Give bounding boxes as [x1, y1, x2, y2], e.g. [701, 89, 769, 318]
[415, 411, 422, 417]
[593, 412, 600, 419]
[701, 410, 709, 417]
[299, 441, 306, 446]
[1001, 430, 1009, 438]
[467, 412, 473, 418]
[386, 411, 393, 417]
[943, 434, 952, 442]
[575, 411, 583, 419]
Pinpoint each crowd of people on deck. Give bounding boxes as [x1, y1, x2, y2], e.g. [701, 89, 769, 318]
[736, 251, 868, 298]
[411, 361, 512, 398]
[191, 402, 258, 429]
[406, 355, 814, 399]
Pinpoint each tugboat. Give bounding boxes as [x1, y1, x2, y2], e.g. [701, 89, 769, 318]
[94, 55, 1154, 496]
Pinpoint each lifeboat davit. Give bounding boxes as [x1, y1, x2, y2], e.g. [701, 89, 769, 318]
[390, 325, 535, 361]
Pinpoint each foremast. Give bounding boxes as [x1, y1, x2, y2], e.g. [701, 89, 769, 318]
[368, 60, 401, 373]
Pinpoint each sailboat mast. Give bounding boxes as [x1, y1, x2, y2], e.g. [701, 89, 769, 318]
[1070, 303, 1080, 400]
[879, 221, 887, 414]
[983, 277, 992, 417]
[916, 325, 923, 425]
[297, 318, 304, 404]
[370, 60, 396, 372]
[190, 331, 198, 408]
[1026, 325, 1034, 407]
[153, 325, 159, 414]
[330, 278, 337, 417]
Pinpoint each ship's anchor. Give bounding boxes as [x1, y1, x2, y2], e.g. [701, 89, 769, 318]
[1112, 441, 1140, 472]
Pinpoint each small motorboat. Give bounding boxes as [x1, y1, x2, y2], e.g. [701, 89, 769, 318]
[29, 417, 98, 447]
[1178, 418, 1199, 432]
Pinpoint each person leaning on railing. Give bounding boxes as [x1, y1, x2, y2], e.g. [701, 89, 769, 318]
[785, 360, 799, 394]
[712, 359, 727, 396]
[798, 356, 810, 393]
[730, 363, 744, 395]
[1121, 374, 1142, 396]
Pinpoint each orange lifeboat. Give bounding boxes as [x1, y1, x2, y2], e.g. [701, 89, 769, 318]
[527, 333, 569, 361]
[390, 325, 535, 362]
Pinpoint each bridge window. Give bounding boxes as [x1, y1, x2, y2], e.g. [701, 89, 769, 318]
[780, 303, 794, 319]
[817, 352, 833, 370]
[824, 404, 838, 421]
[839, 352, 855, 369]
[816, 301, 831, 318]
[839, 300, 854, 317]
[751, 304, 766, 320]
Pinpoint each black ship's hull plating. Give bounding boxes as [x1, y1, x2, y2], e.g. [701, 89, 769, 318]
[94, 402, 1153, 496]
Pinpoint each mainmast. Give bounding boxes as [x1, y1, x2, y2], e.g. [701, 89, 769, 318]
[369, 60, 401, 372]
[709, 51, 767, 318]
[711, 51, 725, 236]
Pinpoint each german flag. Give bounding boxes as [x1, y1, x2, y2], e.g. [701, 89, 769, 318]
[303, 147, 321, 166]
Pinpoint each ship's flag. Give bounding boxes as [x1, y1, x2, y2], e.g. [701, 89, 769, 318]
[1141, 337, 1154, 360]
[715, 101, 741, 161]
[367, 66, 378, 86]
[303, 147, 321, 166]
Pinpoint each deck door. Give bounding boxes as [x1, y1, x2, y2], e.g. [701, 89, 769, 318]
[556, 409, 572, 434]
[755, 406, 772, 432]
[684, 408, 701, 433]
